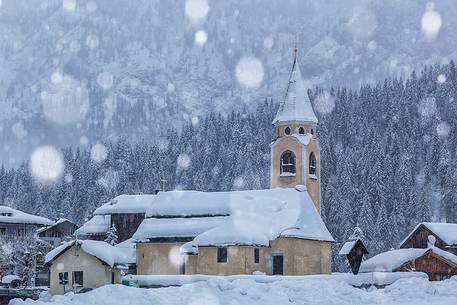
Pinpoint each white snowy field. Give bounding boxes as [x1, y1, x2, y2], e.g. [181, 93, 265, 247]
[11, 276, 457, 305]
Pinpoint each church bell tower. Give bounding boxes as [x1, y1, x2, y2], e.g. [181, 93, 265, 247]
[270, 48, 321, 212]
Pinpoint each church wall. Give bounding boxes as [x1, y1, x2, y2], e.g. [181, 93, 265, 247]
[306, 139, 321, 212]
[136, 242, 185, 275]
[269, 238, 331, 275]
[271, 138, 303, 188]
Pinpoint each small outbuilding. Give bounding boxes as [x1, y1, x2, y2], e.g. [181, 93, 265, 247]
[359, 246, 457, 281]
[400, 222, 457, 255]
[339, 239, 368, 274]
[45, 239, 135, 295]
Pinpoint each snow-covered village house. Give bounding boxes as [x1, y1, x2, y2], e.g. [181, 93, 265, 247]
[132, 49, 333, 276]
[359, 223, 457, 281]
[44, 239, 136, 295]
[0, 206, 53, 238]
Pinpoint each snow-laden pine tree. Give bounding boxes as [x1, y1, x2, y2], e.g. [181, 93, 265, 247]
[105, 225, 118, 246]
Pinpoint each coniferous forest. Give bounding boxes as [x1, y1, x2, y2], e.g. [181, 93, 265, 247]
[1, 62, 457, 271]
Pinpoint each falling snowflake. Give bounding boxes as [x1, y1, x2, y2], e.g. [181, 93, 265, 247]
[97, 71, 114, 90]
[314, 91, 336, 115]
[194, 30, 208, 46]
[64, 174, 73, 183]
[185, 0, 209, 22]
[90, 143, 108, 163]
[158, 138, 169, 151]
[62, 0, 76, 12]
[437, 74, 446, 84]
[86, 34, 99, 49]
[168, 246, 181, 267]
[177, 153, 191, 169]
[436, 122, 450, 137]
[367, 40, 377, 51]
[191, 116, 199, 126]
[263, 37, 274, 49]
[235, 56, 264, 89]
[51, 71, 63, 84]
[11, 122, 27, 140]
[233, 177, 244, 189]
[418, 97, 437, 118]
[421, 2, 442, 40]
[30, 146, 64, 183]
[80, 136, 89, 145]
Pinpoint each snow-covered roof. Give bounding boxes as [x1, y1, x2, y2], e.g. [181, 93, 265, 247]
[133, 216, 228, 241]
[400, 222, 457, 246]
[45, 239, 135, 268]
[272, 50, 318, 125]
[339, 240, 358, 256]
[0, 206, 53, 226]
[75, 215, 110, 236]
[139, 187, 333, 248]
[36, 218, 78, 234]
[94, 194, 156, 215]
[359, 247, 457, 273]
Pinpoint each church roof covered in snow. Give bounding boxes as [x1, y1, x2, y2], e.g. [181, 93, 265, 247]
[94, 194, 156, 215]
[0, 205, 53, 226]
[135, 187, 333, 249]
[75, 214, 110, 236]
[400, 222, 457, 246]
[45, 239, 135, 268]
[272, 49, 318, 125]
[359, 247, 457, 273]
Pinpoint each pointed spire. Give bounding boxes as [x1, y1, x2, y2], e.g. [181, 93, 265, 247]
[272, 48, 318, 125]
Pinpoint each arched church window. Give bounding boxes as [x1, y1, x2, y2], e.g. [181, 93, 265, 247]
[309, 152, 316, 176]
[281, 151, 295, 174]
[299, 127, 305, 134]
[284, 127, 291, 135]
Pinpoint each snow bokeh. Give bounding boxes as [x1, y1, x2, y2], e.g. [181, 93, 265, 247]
[168, 246, 181, 268]
[30, 146, 64, 183]
[12, 122, 27, 140]
[437, 74, 446, 84]
[86, 34, 99, 49]
[91, 143, 108, 163]
[97, 71, 114, 90]
[263, 37, 274, 49]
[418, 97, 436, 118]
[235, 57, 264, 89]
[421, 2, 442, 40]
[185, 0, 209, 22]
[195, 30, 208, 46]
[80, 136, 89, 146]
[62, 0, 76, 13]
[436, 121, 450, 138]
[41, 74, 89, 125]
[314, 91, 336, 115]
[177, 154, 191, 169]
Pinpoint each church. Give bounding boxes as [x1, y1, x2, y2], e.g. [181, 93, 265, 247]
[45, 50, 334, 295]
[133, 49, 333, 276]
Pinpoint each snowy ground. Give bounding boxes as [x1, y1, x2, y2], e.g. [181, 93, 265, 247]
[11, 276, 457, 305]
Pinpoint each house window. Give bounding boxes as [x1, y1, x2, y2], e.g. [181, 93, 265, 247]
[299, 127, 305, 134]
[0, 228, 5, 235]
[58, 272, 68, 285]
[309, 153, 316, 176]
[280, 151, 296, 174]
[311, 128, 314, 135]
[217, 247, 228, 263]
[254, 248, 259, 264]
[72, 271, 83, 287]
[284, 127, 291, 135]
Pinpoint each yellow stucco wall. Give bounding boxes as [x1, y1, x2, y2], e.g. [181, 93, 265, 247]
[49, 245, 117, 295]
[136, 242, 185, 275]
[271, 124, 321, 212]
[137, 238, 331, 276]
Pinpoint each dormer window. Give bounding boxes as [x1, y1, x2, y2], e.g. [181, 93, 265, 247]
[0, 213, 12, 217]
[299, 127, 305, 134]
[284, 127, 291, 135]
[281, 151, 296, 175]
